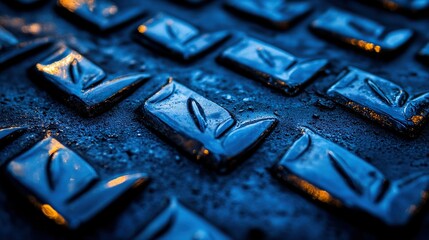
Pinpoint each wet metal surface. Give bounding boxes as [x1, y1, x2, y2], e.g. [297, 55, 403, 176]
[6, 137, 148, 229]
[327, 67, 429, 137]
[139, 80, 277, 172]
[1, 0, 429, 239]
[219, 36, 328, 95]
[273, 128, 429, 226]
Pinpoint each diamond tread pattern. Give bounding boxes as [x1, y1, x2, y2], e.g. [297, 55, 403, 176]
[1, 0, 429, 240]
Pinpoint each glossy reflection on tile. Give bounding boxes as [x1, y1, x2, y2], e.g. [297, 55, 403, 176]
[134, 13, 230, 61]
[219, 37, 328, 95]
[0, 25, 52, 67]
[225, 0, 312, 29]
[138, 79, 277, 172]
[32, 44, 151, 116]
[57, 0, 145, 31]
[327, 67, 429, 137]
[6, 137, 148, 229]
[310, 8, 413, 55]
[273, 128, 429, 226]
[134, 198, 231, 240]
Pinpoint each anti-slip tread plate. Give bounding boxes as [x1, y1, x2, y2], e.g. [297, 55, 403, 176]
[1, 0, 429, 239]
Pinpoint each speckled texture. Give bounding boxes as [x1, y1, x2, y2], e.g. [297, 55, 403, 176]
[1, 0, 429, 239]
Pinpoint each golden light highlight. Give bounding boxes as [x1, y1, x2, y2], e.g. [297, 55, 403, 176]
[107, 176, 128, 187]
[346, 38, 381, 53]
[58, 0, 83, 12]
[36, 52, 82, 78]
[346, 102, 389, 127]
[41, 204, 67, 225]
[48, 140, 65, 156]
[287, 175, 342, 207]
[21, 23, 42, 34]
[59, 0, 111, 13]
[137, 25, 147, 34]
[410, 115, 424, 125]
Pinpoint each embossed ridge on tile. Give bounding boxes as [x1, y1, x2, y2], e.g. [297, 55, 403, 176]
[0, 127, 25, 147]
[134, 13, 229, 61]
[31, 44, 150, 116]
[57, 0, 145, 32]
[134, 198, 231, 240]
[219, 37, 328, 95]
[5, 137, 148, 229]
[327, 67, 429, 137]
[310, 8, 413, 55]
[273, 128, 429, 226]
[225, 0, 312, 29]
[0, 26, 52, 68]
[137, 79, 277, 172]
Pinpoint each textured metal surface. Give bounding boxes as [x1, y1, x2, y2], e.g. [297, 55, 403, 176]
[1, 0, 429, 239]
